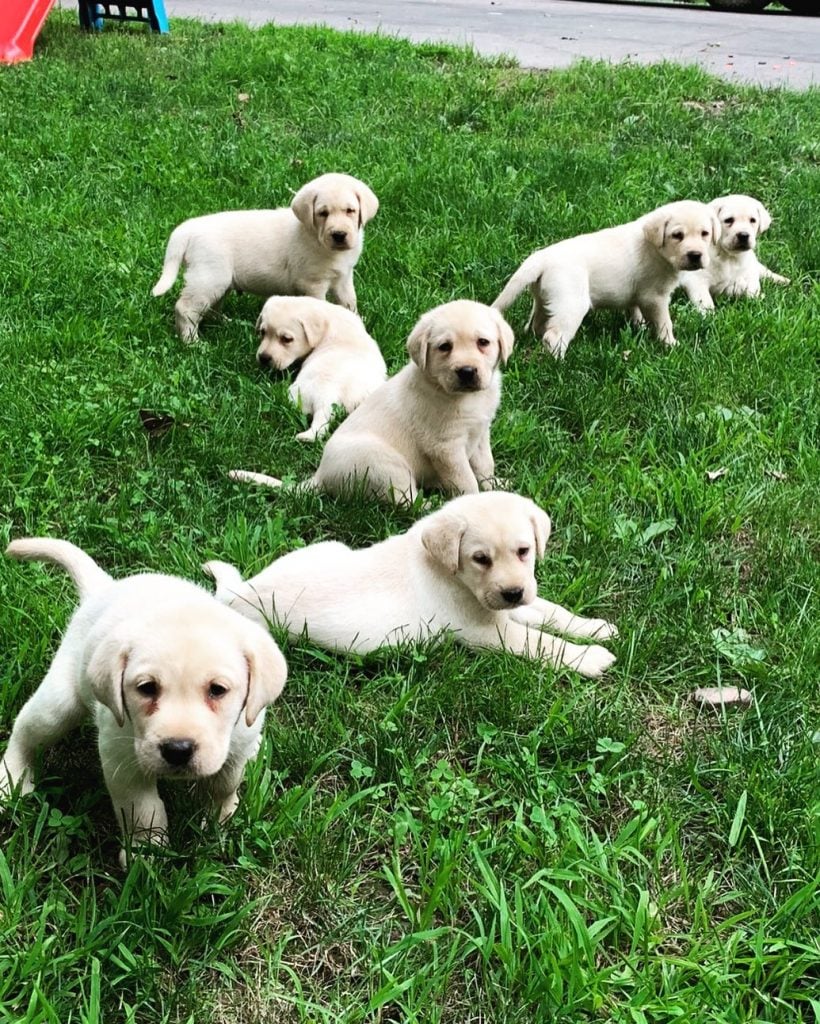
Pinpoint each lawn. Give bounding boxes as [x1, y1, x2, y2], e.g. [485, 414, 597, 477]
[0, 11, 818, 1023]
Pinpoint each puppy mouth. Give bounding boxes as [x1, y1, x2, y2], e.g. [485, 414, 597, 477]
[730, 239, 753, 252]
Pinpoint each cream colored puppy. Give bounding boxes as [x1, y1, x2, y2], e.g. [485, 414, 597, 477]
[493, 200, 720, 357]
[255, 296, 387, 442]
[0, 539, 287, 862]
[231, 299, 514, 505]
[206, 492, 617, 679]
[152, 173, 379, 342]
[679, 194, 790, 311]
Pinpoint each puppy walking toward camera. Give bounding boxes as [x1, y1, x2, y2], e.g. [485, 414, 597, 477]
[206, 491, 617, 678]
[152, 172, 379, 342]
[493, 200, 719, 357]
[0, 539, 287, 863]
[255, 296, 387, 442]
[231, 299, 514, 505]
[678, 194, 790, 311]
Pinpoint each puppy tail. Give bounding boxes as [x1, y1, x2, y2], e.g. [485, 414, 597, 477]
[202, 559, 245, 600]
[228, 469, 284, 489]
[492, 254, 543, 313]
[6, 538, 113, 598]
[151, 227, 188, 297]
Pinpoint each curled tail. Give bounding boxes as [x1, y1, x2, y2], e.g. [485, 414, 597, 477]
[152, 225, 189, 297]
[6, 538, 112, 599]
[492, 251, 545, 313]
[202, 560, 246, 602]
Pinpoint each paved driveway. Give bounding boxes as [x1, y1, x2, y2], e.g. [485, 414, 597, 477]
[157, 0, 820, 89]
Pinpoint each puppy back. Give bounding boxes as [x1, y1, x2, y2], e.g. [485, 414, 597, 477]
[6, 538, 113, 598]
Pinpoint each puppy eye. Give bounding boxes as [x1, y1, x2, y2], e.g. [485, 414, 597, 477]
[346, 207, 356, 215]
[517, 546, 530, 558]
[137, 680, 159, 698]
[477, 337, 491, 349]
[724, 217, 734, 225]
[208, 682, 228, 699]
[438, 341, 453, 353]
[318, 210, 329, 218]
[280, 334, 293, 344]
[671, 231, 684, 241]
[701, 230, 710, 238]
[472, 553, 492, 567]
[749, 217, 757, 224]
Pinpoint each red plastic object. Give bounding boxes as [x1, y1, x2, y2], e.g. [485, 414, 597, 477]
[0, 0, 56, 64]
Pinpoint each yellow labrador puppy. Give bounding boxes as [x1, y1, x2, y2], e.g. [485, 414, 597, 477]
[493, 200, 719, 357]
[255, 296, 387, 442]
[206, 491, 617, 679]
[231, 299, 514, 505]
[679, 194, 790, 311]
[152, 172, 379, 342]
[0, 539, 287, 863]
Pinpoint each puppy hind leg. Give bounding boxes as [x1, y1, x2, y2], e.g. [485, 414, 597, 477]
[296, 403, 335, 443]
[174, 271, 232, 343]
[543, 304, 588, 359]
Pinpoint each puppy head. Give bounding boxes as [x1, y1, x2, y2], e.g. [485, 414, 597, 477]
[88, 604, 287, 780]
[642, 200, 719, 272]
[291, 172, 379, 253]
[420, 492, 551, 612]
[406, 300, 514, 394]
[709, 194, 772, 253]
[256, 296, 330, 370]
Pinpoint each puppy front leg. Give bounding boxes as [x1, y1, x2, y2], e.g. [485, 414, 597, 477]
[430, 454, 480, 496]
[510, 597, 618, 641]
[639, 297, 677, 347]
[469, 432, 496, 490]
[466, 620, 616, 678]
[331, 274, 357, 313]
[680, 274, 715, 312]
[206, 759, 249, 823]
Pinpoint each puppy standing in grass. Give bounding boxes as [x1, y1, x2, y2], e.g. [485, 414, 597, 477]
[493, 199, 720, 357]
[206, 491, 617, 679]
[679, 194, 790, 311]
[231, 299, 514, 505]
[0, 539, 287, 864]
[152, 172, 379, 342]
[255, 295, 387, 442]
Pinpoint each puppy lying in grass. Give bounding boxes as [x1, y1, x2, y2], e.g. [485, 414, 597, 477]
[678, 193, 790, 311]
[152, 172, 379, 342]
[255, 295, 387, 442]
[205, 491, 618, 679]
[493, 199, 719, 357]
[0, 539, 287, 864]
[231, 299, 513, 505]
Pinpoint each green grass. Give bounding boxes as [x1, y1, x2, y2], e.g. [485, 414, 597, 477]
[0, 11, 818, 1023]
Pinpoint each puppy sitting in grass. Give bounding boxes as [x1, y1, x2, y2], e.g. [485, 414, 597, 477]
[152, 172, 379, 342]
[678, 194, 790, 311]
[0, 538, 287, 864]
[255, 295, 387, 442]
[493, 199, 719, 357]
[206, 491, 618, 679]
[231, 299, 514, 505]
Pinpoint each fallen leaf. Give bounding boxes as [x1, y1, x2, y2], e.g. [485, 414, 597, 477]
[139, 409, 177, 438]
[237, 92, 250, 103]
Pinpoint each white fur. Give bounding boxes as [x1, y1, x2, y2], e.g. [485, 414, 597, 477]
[206, 492, 617, 679]
[255, 296, 387, 442]
[152, 173, 379, 342]
[493, 199, 720, 356]
[0, 539, 287, 863]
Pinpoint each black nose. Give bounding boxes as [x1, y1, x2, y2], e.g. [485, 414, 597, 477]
[500, 587, 524, 606]
[159, 739, 196, 766]
[257, 351, 272, 367]
[331, 230, 347, 243]
[456, 365, 478, 385]
[686, 251, 703, 266]
[735, 232, 750, 246]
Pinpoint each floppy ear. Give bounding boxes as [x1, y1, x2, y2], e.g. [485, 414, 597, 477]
[710, 211, 722, 245]
[642, 210, 669, 249]
[291, 181, 317, 229]
[421, 513, 468, 576]
[756, 202, 772, 233]
[528, 502, 552, 559]
[254, 311, 264, 334]
[298, 307, 330, 349]
[406, 315, 432, 370]
[243, 629, 288, 726]
[86, 637, 129, 727]
[355, 182, 379, 228]
[489, 307, 515, 365]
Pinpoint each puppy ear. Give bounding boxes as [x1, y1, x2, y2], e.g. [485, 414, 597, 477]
[421, 513, 467, 575]
[756, 202, 772, 233]
[489, 307, 515, 365]
[254, 311, 264, 334]
[298, 308, 330, 349]
[710, 211, 722, 245]
[243, 629, 288, 726]
[709, 197, 725, 221]
[291, 181, 317, 229]
[406, 315, 432, 371]
[528, 503, 552, 559]
[642, 211, 669, 249]
[355, 182, 379, 228]
[86, 637, 129, 727]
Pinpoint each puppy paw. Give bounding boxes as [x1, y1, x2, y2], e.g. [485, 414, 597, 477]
[295, 429, 321, 443]
[573, 644, 617, 679]
[228, 469, 283, 488]
[588, 619, 619, 641]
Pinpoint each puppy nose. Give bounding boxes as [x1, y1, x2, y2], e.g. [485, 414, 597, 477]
[735, 232, 750, 245]
[160, 739, 196, 766]
[456, 365, 478, 385]
[686, 251, 703, 266]
[331, 230, 347, 243]
[500, 587, 525, 606]
[257, 351, 272, 367]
